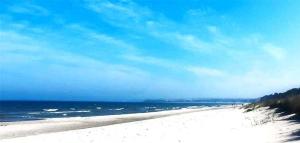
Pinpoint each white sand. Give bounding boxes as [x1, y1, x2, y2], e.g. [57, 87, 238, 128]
[1, 106, 300, 143]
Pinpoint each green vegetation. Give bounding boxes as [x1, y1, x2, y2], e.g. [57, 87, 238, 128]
[246, 88, 300, 114]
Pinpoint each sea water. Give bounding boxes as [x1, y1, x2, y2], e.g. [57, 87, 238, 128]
[0, 101, 240, 122]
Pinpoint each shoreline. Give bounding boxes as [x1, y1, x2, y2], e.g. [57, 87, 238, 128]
[0, 106, 225, 139]
[1, 105, 299, 143]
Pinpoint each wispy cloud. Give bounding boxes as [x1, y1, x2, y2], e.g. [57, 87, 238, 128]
[85, 0, 237, 60]
[0, 26, 203, 100]
[2, 0, 300, 100]
[0, 30, 150, 91]
[67, 24, 138, 53]
[123, 54, 180, 69]
[186, 66, 225, 77]
[9, 3, 49, 16]
[262, 43, 286, 60]
[86, 0, 152, 28]
[85, 0, 216, 54]
[215, 67, 300, 97]
[174, 33, 214, 52]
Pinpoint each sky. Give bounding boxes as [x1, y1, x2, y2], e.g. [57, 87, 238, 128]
[1, 0, 300, 101]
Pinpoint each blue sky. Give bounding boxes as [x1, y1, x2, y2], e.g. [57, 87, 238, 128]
[1, 0, 300, 101]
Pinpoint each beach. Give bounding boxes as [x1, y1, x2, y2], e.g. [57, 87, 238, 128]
[1, 106, 299, 143]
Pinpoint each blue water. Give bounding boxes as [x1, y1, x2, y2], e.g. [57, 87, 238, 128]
[0, 101, 239, 122]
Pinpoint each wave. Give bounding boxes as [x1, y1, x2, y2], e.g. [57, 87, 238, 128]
[172, 107, 181, 110]
[186, 106, 200, 109]
[109, 108, 124, 111]
[74, 110, 90, 113]
[28, 112, 41, 115]
[145, 106, 157, 109]
[43, 109, 58, 112]
[48, 110, 91, 114]
[115, 108, 124, 111]
[96, 107, 102, 110]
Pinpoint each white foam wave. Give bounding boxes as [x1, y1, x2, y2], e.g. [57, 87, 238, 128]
[49, 110, 90, 114]
[43, 109, 58, 112]
[115, 108, 124, 111]
[109, 108, 124, 111]
[28, 112, 41, 115]
[187, 106, 200, 109]
[145, 106, 157, 109]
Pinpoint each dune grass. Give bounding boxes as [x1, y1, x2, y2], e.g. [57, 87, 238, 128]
[245, 88, 300, 114]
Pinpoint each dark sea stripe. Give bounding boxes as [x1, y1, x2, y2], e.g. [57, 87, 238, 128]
[0, 101, 239, 122]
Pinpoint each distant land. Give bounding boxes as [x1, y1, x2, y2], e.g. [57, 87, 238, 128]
[143, 98, 255, 103]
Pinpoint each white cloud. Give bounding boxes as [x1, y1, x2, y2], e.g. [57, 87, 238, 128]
[186, 66, 225, 77]
[214, 68, 300, 97]
[86, 0, 215, 54]
[149, 31, 216, 54]
[207, 25, 218, 35]
[0, 29, 206, 100]
[85, 0, 229, 55]
[123, 54, 179, 69]
[262, 43, 286, 60]
[9, 3, 49, 16]
[2, 0, 299, 99]
[67, 24, 137, 53]
[186, 8, 215, 18]
[86, 0, 152, 28]
[175, 33, 213, 52]
[0, 30, 149, 88]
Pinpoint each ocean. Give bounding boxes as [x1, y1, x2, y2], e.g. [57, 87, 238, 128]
[0, 101, 240, 122]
